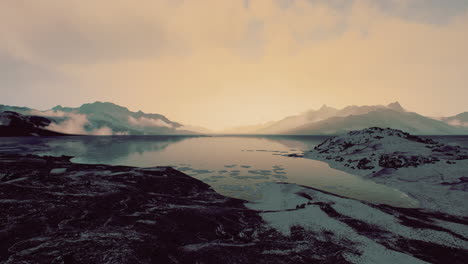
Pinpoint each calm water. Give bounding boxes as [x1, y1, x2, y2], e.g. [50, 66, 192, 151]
[2, 135, 450, 207]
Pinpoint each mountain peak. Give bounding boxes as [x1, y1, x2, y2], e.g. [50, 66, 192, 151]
[387, 101, 404, 112]
[318, 104, 337, 111]
[79, 101, 130, 113]
[320, 104, 328, 109]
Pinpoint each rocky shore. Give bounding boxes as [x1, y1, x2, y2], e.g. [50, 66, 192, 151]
[1, 153, 467, 263]
[0, 154, 352, 264]
[306, 127, 468, 216]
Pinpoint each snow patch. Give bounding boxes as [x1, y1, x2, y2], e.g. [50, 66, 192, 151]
[248, 183, 429, 264]
[50, 168, 67, 175]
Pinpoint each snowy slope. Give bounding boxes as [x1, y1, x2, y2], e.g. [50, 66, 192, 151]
[247, 182, 467, 264]
[287, 109, 468, 135]
[306, 127, 468, 215]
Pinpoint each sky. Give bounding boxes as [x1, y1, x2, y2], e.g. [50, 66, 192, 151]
[0, 0, 467, 130]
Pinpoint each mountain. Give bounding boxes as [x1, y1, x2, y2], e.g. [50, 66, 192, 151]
[2, 101, 467, 136]
[233, 102, 406, 134]
[442, 112, 468, 127]
[0, 105, 33, 115]
[228, 101, 467, 135]
[0, 111, 66, 136]
[285, 109, 468, 135]
[1, 102, 203, 136]
[254, 105, 339, 134]
[51, 102, 191, 135]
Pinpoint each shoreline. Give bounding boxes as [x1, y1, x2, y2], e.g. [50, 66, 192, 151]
[303, 128, 468, 216]
[1, 153, 467, 263]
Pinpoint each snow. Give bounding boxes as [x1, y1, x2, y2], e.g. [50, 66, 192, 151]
[247, 183, 432, 264]
[136, 220, 157, 225]
[138, 167, 169, 172]
[50, 168, 67, 175]
[182, 242, 256, 252]
[306, 127, 468, 216]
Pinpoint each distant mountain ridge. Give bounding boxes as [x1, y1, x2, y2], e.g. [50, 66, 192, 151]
[1, 101, 467, 136]
[51, 101, 187, 135]
[253, 102, 407, 134]
[286, 109, 468, 135]
[53, 102, 180, 127]
[1, 102, 203, 135]
[441, 112, 468, 128]
[220, 101, 467, 135]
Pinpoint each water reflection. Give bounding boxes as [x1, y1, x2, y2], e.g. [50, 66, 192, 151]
[0, 136, 193, 163]
[1, 135, 419, 207]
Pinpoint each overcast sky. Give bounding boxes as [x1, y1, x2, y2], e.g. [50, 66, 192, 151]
[1, 0, 467, 129]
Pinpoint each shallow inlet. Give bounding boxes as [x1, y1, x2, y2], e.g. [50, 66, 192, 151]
[1, 135, 420, 207]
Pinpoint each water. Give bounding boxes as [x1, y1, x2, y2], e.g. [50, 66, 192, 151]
[0, 135, 438, 207]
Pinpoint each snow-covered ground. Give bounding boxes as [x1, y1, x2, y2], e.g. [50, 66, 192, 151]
[247, 182, 468, 264]
[304, 127, 468, 216]
[243, 128, 468, 263]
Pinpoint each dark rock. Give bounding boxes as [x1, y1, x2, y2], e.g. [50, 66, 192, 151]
[357, 158, 374, 170]
[286, 153, 304, 158]
[379, 154, 439, 169]
[0, 111, 67, 137]
[0, 154, 354, 264]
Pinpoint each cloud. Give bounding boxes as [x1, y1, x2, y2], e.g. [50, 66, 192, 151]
[44, 112, 89, 135]
[128, 116, 173, 128]
[31, 110, 116, 135]
[29, 109, 66, 118]
[90, 126, 114, 136]
[447, 119, 468, 127]
[369, 0, 468, 24]
[0, 0, 467, 129]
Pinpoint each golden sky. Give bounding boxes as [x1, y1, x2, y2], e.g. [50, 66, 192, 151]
[1, 0, 467, 130]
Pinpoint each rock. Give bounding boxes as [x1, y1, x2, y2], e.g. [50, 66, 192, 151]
[0, 111, 67, 137]
[0, 154, 350, 264]
[357, 158, 374, 170]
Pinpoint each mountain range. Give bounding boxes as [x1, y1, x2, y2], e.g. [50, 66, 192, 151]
[222, 102, 468, 135]
[1, 101, 467, 136]
[0, 102, 198, 136]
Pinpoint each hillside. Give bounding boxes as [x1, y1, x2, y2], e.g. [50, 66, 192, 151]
[0, 111, 67, 136]
[286, 109, 468, 135]
[1, 102, 202, 135]
[51, 102, 190, 135]
[253, 102, 406, 134]
[306, 127, 468, 215]
[443, 112, 468, 127]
